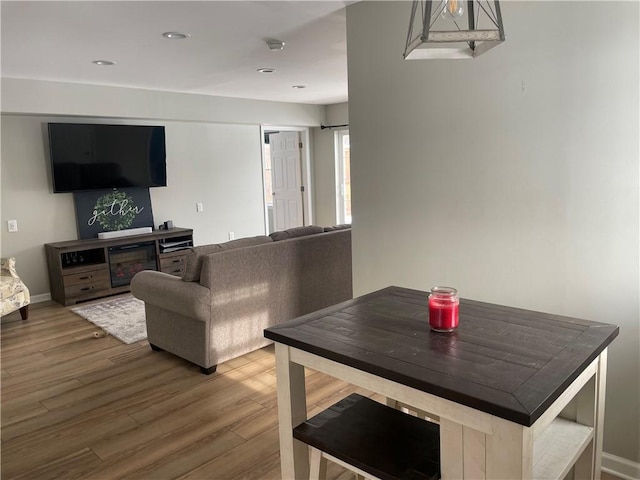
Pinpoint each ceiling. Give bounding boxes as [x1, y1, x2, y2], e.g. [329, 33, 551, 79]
[1, 1, 351, 105]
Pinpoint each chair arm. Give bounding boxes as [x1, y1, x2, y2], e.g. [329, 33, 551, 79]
[1, 257, 19, 278]
[130, 271, 210, 322]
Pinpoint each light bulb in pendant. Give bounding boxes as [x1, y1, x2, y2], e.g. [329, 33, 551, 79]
[441, 0, 464, 19]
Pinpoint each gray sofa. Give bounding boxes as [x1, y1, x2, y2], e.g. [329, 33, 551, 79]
[130, 226, 352, 374]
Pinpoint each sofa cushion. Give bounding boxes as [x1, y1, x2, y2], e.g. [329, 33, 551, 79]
[182, 245, 222, 282]
[182, 235, 272, 282]
[323, 224, 351, 232]
[269, 225, 324, 241]
[218, 236, 272, 251]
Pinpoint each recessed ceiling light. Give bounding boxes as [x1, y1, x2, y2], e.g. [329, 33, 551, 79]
[257, 68, 276, 74]
[162, 32, 190, 39]
[93, 60, 116, 66]
[292, 85, 306, 89]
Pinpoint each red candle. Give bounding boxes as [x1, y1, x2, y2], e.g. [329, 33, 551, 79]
[428, 287, 459, 332]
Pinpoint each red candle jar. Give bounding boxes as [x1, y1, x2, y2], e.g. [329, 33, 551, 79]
[428, 286, 459, 332]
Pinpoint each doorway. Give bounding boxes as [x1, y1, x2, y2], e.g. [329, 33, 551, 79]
[261, 127, 312, 234]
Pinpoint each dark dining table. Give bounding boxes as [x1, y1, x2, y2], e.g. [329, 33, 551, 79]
[264, 286, 618, 480]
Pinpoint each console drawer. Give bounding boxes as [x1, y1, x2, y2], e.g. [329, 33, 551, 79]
[65, 281, 111, 298]
[160, 252, 187, 276]
[63, 268, 110, 287]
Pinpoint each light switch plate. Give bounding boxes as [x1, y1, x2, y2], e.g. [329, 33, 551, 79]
[7, 220, 18, 232]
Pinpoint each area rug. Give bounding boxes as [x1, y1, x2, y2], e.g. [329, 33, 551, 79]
[70, 295, 146, 344]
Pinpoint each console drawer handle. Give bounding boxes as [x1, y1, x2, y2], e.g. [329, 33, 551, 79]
[80, 286, 93, 291]
[80, 275, 93, 280]
[172, 259, 182, 264]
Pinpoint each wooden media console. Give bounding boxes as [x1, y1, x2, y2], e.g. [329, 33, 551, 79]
[45, 227, 193, 306]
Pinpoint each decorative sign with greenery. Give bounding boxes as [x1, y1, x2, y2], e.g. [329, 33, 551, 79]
[74, 188, 154, 239]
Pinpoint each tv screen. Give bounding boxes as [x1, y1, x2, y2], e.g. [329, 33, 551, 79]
[48, 123, 167, 193]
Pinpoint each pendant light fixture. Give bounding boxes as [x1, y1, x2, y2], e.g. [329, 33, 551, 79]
[403, 0, 505, 60]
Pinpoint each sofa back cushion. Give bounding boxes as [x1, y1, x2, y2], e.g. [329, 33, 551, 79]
[323, 224, 351, 232]
[182, 235, 272, 282]
[200, 229, 352, 320]
[218, 236, 272, 251]
[269, 225, 324, 241]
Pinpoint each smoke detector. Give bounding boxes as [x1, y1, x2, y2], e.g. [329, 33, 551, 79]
[266, 40, 285, 51]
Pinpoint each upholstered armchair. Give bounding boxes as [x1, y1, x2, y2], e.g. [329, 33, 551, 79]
[1, 257, 30, 319]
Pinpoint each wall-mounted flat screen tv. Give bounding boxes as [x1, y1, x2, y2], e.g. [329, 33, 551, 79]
[48, 123, 167, 193]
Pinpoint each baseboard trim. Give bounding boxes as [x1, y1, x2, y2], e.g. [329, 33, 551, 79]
[31, 292, 52, 304]
[602, 452, 640, 480]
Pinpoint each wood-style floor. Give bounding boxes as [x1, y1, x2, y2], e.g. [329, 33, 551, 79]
[1, 300, 625, 480]
[1, 298, 370, 480]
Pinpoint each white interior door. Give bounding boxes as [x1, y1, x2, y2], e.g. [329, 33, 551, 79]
[269, 131, 303, 231]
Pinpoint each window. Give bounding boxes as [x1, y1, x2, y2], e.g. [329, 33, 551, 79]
[336, 130, 351, 224]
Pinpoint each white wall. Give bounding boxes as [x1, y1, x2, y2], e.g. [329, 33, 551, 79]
[346, 1, 639, 465]
[1, 80, 325, 297]
[312, 102, 349, 226]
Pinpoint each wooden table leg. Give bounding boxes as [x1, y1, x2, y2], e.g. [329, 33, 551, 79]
[593, 349, 608, 480]
[441, 419, 488, 479]
[440, 419, 464, 479]
[570, 349, 607, 480]
[486, 419, 533, 479]
[463, 426, 487, 478]
[275, 343, 310, 479]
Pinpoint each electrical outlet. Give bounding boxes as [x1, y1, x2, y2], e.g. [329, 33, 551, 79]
[228, 232, 235, 240]
[196, 202, 204, 212]
[7, 220, 18, 233]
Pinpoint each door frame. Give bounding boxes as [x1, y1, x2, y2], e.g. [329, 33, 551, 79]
[260, 125, 313, 234]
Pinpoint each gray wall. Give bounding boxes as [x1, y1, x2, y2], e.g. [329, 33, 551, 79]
[1, 80, 325, 297]
[347, 1, 639, 465]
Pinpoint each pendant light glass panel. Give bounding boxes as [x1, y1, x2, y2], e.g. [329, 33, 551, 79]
[404, 0, 505, 60]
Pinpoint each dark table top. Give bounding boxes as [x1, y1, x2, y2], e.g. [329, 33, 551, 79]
[264, 286, 619, 426]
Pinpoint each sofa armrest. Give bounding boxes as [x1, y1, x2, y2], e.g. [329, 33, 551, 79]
[1, 257, 19, 278]
[130, 271, 210, 322]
